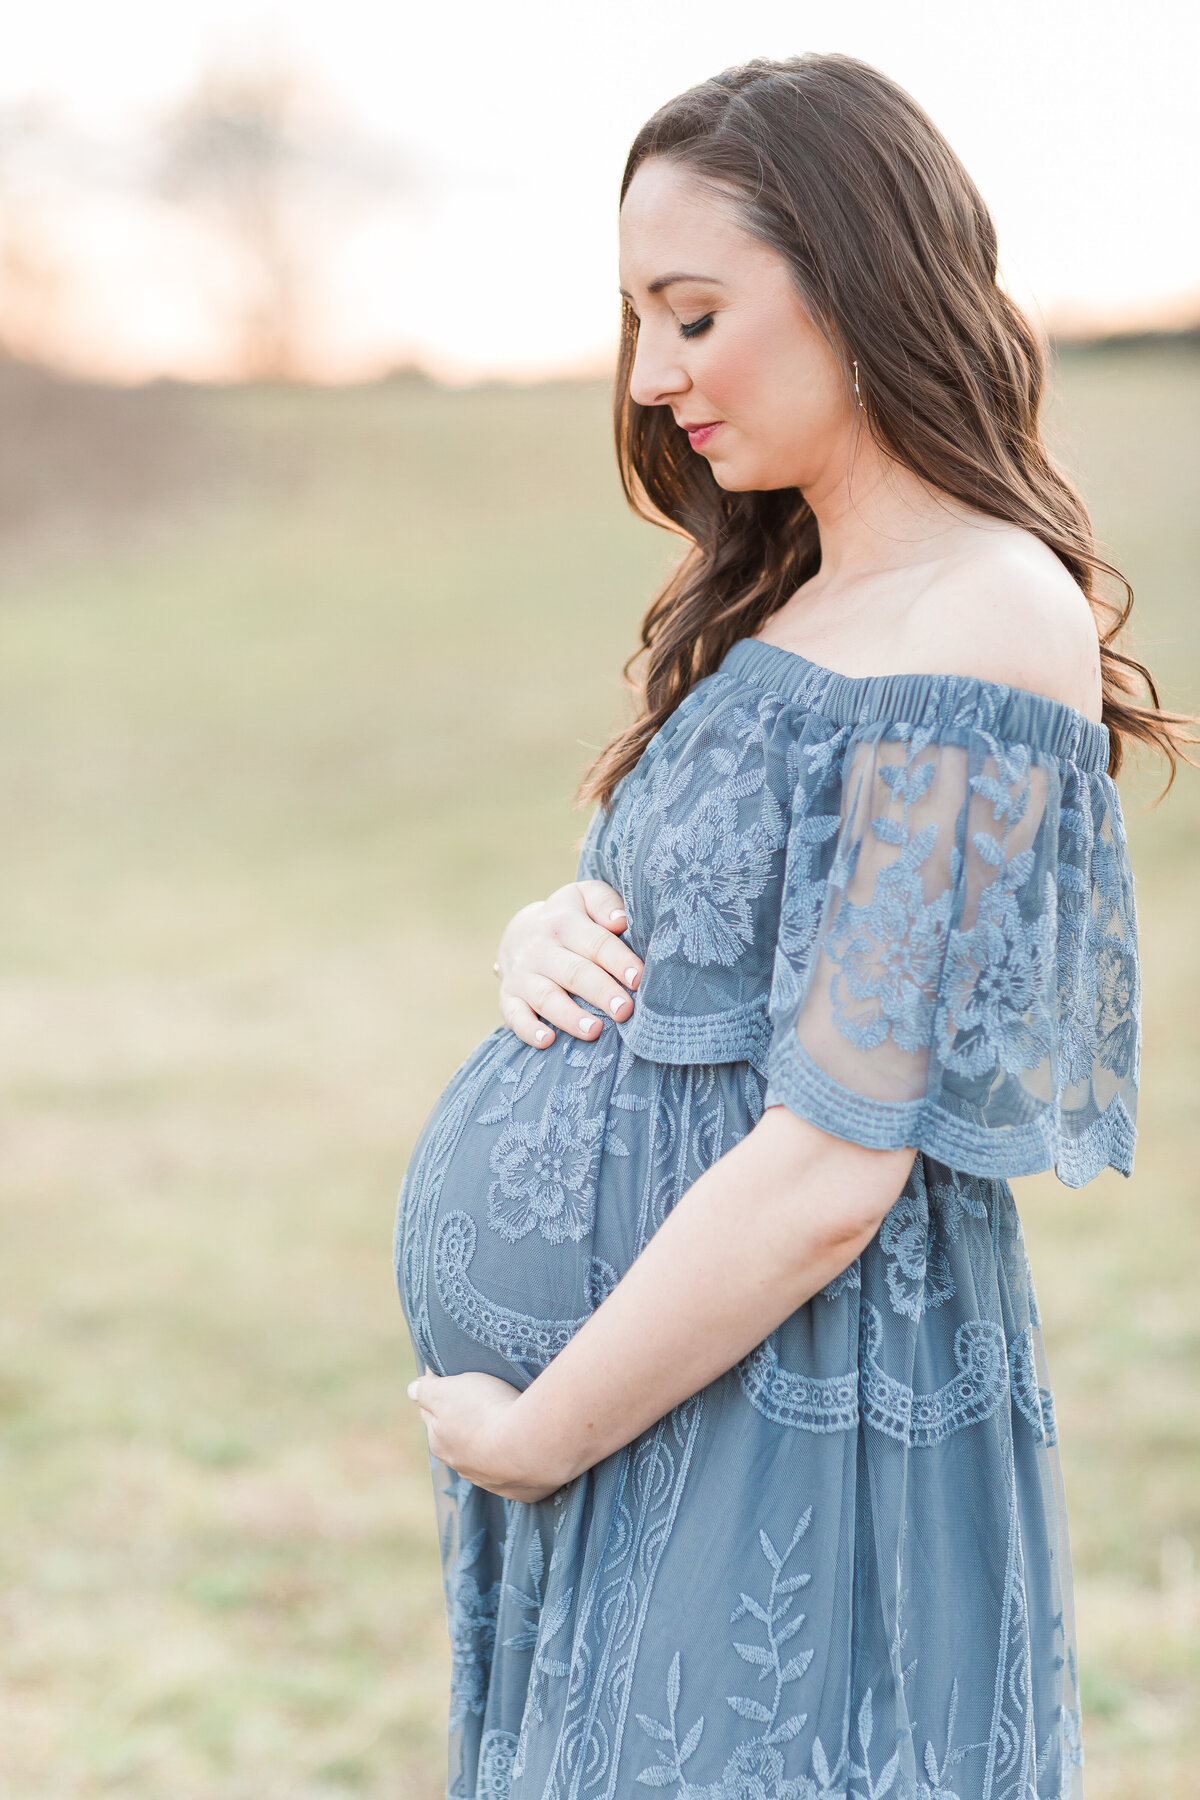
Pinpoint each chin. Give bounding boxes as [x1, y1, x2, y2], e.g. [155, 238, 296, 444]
[707, 464, 777, 494]
[704, 459, 754, 492]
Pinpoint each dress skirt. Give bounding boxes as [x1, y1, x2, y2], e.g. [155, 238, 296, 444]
[394, 1015, 1082, 1800]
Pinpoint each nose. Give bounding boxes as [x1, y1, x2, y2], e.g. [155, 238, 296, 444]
[627, 326, 690, 411]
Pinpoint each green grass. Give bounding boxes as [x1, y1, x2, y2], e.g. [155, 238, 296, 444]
[0, 350, 1196, 1797]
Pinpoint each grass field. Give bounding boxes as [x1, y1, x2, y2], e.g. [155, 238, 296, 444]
[0, 347, 1196, 1798]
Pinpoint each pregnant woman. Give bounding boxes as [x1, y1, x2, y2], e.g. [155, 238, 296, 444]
[395, 52, 1188, 1800]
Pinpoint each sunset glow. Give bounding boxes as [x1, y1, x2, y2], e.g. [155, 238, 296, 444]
[2, 0, 1196, 383]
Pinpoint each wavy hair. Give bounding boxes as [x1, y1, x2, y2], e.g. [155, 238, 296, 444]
[579, 52, 1194, 808]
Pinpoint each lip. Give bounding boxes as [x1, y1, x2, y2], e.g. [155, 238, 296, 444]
[681, 420, 723, 450]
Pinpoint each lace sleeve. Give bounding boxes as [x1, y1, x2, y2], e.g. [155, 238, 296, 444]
[763, 720, 1140, 1186]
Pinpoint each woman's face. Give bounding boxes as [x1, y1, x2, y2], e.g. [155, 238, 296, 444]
[618, 157, 855, 494]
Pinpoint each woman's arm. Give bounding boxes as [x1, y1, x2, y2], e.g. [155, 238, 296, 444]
[408, 1105, 915, 1501]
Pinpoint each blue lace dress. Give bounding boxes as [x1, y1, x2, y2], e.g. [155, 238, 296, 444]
[394, 636, 1141, 1800]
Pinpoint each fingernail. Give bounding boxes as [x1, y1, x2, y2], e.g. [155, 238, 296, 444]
[580, 1016, 596, 1034]
[609, 908, 626, 921]
[609, 995, 625, 1016]
[535, 1028, 549, 1043]
[406, 1380, 419, 1400]
[625, 968, 639, 986]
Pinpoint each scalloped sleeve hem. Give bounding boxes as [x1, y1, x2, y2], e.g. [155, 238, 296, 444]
[763, 1030, 1137, 1187]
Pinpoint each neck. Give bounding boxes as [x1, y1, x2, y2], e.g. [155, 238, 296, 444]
[800, 427, 974, 584]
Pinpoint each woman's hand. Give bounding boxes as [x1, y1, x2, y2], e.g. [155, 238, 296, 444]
[495, 880, 644, 1049]
[407, 1368, 571, 1503]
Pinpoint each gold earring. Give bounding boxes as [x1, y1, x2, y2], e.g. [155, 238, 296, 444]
[852, 359, 863, 408]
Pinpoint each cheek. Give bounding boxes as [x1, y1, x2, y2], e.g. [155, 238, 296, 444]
[696, 332, 770, 421]
[701, 323, 835, 449]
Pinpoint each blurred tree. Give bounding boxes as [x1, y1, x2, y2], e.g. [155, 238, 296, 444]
[157, 61, 403, 381]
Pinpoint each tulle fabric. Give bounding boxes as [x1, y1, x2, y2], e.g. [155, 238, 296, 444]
[397, 1034, 1080, 1799]
[763, 714, 1139, 1184]
[394, 636, 1138, 1798]
[579, 638, 1139, 1185]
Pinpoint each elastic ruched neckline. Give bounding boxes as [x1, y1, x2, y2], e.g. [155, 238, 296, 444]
[721, 637, 1112, 773]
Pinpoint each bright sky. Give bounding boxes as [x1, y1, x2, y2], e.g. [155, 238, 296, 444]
[3, 0, 1197, 382]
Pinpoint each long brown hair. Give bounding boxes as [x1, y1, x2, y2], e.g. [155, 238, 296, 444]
[579, 52, 1195, 809]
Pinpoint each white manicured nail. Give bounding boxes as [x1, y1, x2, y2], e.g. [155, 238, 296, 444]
[407, 1380, 419, 1400]
[609, 996, 625, 1015]
[609, 908, 626, 921]
[580, 1016, 595, 1034]
[625, 968, 639, 985]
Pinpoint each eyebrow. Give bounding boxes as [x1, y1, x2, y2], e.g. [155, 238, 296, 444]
[618, 272, 726, 299]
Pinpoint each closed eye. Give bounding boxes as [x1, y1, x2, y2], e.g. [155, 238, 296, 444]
[679, 315, 714, 340]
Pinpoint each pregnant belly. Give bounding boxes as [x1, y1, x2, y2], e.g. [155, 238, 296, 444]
[394, 1021, 765, 1386]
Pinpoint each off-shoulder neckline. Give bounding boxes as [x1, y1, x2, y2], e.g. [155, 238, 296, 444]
[719, 635, 1112, 772]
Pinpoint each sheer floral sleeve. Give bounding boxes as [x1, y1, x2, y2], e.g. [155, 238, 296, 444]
[763, 718, 1141, 1185]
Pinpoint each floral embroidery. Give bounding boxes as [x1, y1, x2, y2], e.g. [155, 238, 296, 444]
[503, 1531, 573, 1766]
[879, 1187, 955, 1321]
[813, 734, 956, 1054]
[738, 1295, 1014, 1450]
[501, 1529, 550, 1654]
[817, 1258, 860, 1301]
[634, 1510, 820, 1795]
[760, 712, 1138, 1185]
[846, 1690, 901, 1800]
[913, 1679, 988, 1798]
[937, 880, 1057, 1079]
[631, 1510, 1004, 1800]
[859, 1302, 1009, 1447]
[768, 731, 847, 1018]
[473, 1042, 551, 1130]
[1053, 783, 1101, 1093]
[928, 1166, 989, 1237]
[400, 646, 1130, 1800]
[433, 1210, 616, 1373]
[580, 664, 1138, 1184]
[636, 703, 789, 970]
[825, 821, 955, 1053]
[737, 1337, 860, 1434]
[475, 1728, 519, 1799]
[442, 1514, 501, 1728]
[1093, 936, 1139, 1075]
[1008, 1329, 1059, 1446]
[487, 1082, 604, 1244]
[644, 786, 786, 967]
[936, 743, 1053, 1079]
[876, 1165, 986, 1321]
[718, 1741, 814, 1799]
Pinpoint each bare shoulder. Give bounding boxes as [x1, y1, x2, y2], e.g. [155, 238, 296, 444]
[909, 527, 1103, 721]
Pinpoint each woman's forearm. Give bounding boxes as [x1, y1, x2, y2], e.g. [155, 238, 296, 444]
[504, 1105, 915, 1486]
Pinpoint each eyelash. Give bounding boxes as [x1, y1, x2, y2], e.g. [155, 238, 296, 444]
[678, 314, 714, 340]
